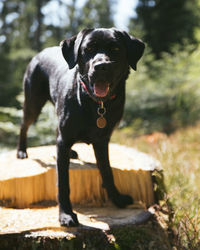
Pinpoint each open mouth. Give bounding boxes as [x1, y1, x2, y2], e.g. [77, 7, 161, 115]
[94, 83, 110, 97]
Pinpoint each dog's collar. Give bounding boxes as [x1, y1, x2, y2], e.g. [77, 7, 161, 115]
[79, 78, 116, 129]
[80, 80, 89, 96]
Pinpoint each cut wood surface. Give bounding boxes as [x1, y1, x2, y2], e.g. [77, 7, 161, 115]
[0, 143, 160, 208]
[0, 205, 171, 250]
[0, 205, 153, 233]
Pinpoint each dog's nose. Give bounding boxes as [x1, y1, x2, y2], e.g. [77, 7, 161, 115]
[94, 62, 112, 71]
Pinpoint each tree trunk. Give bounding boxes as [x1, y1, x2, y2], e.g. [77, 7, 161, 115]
[36, 0, 42, 51]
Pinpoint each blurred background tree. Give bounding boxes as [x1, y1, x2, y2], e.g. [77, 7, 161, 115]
[126, 0, 200, 134]
[78, 0, 114, 29]
[0, 0, 49, 107]
[129, 0, 200, 58]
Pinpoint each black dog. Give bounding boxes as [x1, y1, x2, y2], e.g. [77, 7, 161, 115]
[17, 28, 145, 226]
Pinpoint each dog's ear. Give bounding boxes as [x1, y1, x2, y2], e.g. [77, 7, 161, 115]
[60, 35, 77, 69]
[117, 30, 145, 71]
[60, 29, 93, 69]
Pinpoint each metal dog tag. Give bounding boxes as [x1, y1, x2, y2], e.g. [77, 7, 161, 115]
[97, 116, 107, 128]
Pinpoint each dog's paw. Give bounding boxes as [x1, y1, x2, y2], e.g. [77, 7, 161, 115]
[112, 194, 133, 208]
[59, 211, 79, 227]
[69, 149, 78, 159]
[17, 150, 28, 159]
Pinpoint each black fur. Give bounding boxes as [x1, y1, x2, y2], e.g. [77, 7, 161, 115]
[17, 28, 145, 226]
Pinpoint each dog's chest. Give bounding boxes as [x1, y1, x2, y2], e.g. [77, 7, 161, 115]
[75, 106, 122, 144]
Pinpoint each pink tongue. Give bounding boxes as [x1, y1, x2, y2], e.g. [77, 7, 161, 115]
[94, 83, 110, 97]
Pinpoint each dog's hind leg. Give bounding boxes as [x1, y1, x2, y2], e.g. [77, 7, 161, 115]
[17, 97, 48, 159]
[17, 65, 49, 159]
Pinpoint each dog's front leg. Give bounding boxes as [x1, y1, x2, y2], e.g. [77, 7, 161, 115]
[93, 140, 133, 208]
[56, 135, 79, 226]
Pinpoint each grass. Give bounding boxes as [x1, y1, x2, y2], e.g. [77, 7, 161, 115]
[111, 124, 200, 249]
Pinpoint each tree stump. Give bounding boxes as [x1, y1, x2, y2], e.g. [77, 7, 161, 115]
[0, 144, 169, 249]
[0, 143, 160, 208]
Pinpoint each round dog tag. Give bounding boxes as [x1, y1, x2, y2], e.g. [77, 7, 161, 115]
[97, 116, 107, 128]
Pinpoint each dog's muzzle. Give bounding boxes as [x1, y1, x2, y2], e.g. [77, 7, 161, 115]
[90, 60, 115, 98]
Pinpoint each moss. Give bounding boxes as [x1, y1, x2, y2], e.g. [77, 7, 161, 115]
[110, 222, 171, 250]
[0, 220, 171, 250]
[152, 169, 166, 203]
[0, 234, 82, 250]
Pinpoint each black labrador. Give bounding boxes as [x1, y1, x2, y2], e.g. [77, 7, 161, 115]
[17, 28, 145, 226]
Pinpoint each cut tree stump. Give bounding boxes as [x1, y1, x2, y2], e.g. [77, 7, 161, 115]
[0, 143, 160, 209]
[0, 144, 169, 249]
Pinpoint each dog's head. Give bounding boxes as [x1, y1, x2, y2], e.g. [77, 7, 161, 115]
[61, 28, 145, 102]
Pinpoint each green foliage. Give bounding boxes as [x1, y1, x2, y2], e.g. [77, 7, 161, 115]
[78, 0, 115, 29]
[123, 45, 200, 134]
[0, 102, 57, 151]
[0, 0, 42, 106]
[130, 0, 200, 57]
[111, 224, 170, 249]
[0, 48, 36, 107]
